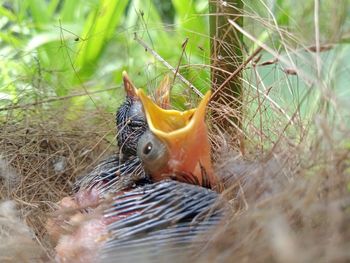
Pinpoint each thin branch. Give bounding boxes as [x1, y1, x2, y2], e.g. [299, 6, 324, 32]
[58, 20, 101, 112]
[314, 0, 321, 77]
[0, 86, 120, 112]
[173, 37, 189, 85]
[134, 33, 203, 98]
[227, 19, 312, 85]
[210, 46, 263, 102]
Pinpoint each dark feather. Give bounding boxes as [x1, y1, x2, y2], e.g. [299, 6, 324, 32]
[73, 155, 150, 196]
[116, 98, 147, 158]
[74, 95, 149, 195]
[98, 180, 226, 263]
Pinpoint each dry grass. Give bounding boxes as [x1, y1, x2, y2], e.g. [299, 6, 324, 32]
[1, 78, 349, 263]
[0, 1, 350, 262]
[204, 132, 350, 263]
[0, 106, 116, 261]
[0, 200, 44, 262]
[1, 80, 349, 263]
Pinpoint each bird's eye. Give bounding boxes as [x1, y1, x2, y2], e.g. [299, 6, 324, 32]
[137, 131, 169, 174]
[143, 142, 153, 155]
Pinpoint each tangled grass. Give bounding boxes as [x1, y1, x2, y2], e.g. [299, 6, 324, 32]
[1, 72, 349, 263]
[0, 1, 349, 262]
[0, 107, 116, 261]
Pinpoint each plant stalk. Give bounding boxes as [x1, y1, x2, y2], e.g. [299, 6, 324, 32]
[209, 0, 244, 136]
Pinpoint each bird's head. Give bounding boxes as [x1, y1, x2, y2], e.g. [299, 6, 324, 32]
[136, 89, 217, 189]
[116, 71, 147, 157]
[117, 71, 173, 158]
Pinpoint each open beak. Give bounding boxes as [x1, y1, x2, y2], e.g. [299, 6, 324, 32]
[122, 71, 139, 99]
[123, 71, 170, 108]
[137, 89, 216, 188]
[153, 75, 171, 109]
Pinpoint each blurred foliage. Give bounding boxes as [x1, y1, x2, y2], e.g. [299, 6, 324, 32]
[241, 0, 350, 147]
[0, 0, 210, 113]
[0, 0, 349, 144]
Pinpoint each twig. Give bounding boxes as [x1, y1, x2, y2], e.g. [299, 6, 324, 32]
[173, 37, 189, 85]
[134, 33, 203, 98]
[210, 46, 263, 102]
[0, 86, 120, 112]
[314, 0, 321, 78]
[227, 19, 313, 85]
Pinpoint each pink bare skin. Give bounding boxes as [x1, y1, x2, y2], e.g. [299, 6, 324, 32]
[54, 217, 107, 263]
[46, 184, 141, 262]
[46, 186, 106, 263]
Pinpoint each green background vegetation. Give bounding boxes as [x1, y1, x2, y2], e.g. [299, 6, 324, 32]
[0, 0, 349, 147]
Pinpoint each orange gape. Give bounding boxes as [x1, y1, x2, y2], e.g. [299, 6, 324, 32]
[137, 90, 217, 188]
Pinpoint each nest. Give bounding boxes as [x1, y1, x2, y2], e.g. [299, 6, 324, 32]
[0, 91, 349, 263]
[0, 106, 116, 261]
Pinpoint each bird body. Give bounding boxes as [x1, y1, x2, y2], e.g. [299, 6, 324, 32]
[55, 180, 225, 263]
[73, 72, 149, 197]
[100, 180, 224, 262]
[49, 72, 226, 263]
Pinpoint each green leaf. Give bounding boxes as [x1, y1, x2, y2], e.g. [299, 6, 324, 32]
[0, 5, 17, 21]
[276, 0, 290, 26]
[60, 0, 84, 22]
[75, 0, 129, 76]
[0, 32, 21, 47]
[27, 0, 50, 26]
[25, 32, 61, 51]
[136, 0, 170, 44]
[48, 0, 61, 17]
[171, 0, 208, 53]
